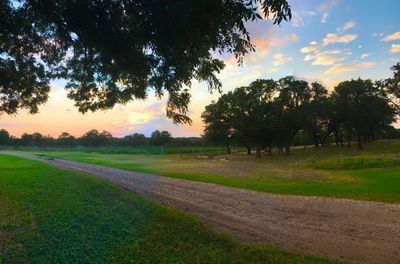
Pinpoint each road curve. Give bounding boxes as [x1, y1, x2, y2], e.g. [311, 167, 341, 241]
[2, 151, 400, 264]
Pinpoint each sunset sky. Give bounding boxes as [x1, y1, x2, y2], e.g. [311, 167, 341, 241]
[1, 0, 400, 138]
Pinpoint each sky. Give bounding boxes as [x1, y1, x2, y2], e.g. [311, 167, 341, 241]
[1, 0, 400, 138]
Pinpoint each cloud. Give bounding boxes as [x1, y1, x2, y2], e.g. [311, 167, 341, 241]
[324, 61, 375, 74]
[382, 32, 400, 42]
[307, 11, 318, 16]
[317, 0, 338, 23]
[291, 11, 304, 27]
[287, 33, 300, 42]
[390, 44, 400, 53]
[273, 53, 293, 66]
[266, 67, 279, 73]
[252, 33, 299, 55]
[321, 12, 329, 23]
[337, 21, 355, 32]
[360, 53, 372, 59]
[322, 33, 358, 46]
[306, 49, 347, 65]
[301, 45, 317, 53]
[312, 55, 345, 66]
[318, 0, 338, 12]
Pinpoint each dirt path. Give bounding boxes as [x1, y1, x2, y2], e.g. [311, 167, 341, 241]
[3, 152, 400, 264]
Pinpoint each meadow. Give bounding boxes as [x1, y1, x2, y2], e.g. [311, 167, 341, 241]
[0, 154, 334, 263]
[28, 140, 400, 203]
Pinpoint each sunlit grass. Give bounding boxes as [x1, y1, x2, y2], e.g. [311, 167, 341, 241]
[26, 140, 400, 203]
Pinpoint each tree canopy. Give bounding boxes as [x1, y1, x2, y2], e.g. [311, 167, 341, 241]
[202, 74, 396, 158]
[0, 0, 291, 123]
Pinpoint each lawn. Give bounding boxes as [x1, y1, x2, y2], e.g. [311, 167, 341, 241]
[29, 140, 400, 203]
[0, 154, 333, 263]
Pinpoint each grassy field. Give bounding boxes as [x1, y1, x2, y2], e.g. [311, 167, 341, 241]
[29, 140, 400, 203]
[0, 154, 334, 263]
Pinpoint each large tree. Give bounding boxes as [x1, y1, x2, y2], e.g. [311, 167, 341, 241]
[0, 0, 291, 123]
[333, 79, 394, 150]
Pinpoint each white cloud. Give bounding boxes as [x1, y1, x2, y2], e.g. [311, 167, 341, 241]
[337, 21, 355, 32]
[273, 53, 293, 66]
[291, 11, 304, 27]
[301, 46, 317, 53]
[324, 61, 375, 74]
[307, 11, 318, 16]
[360, 53, 372, 59]
[390, 44, 400, 53]
[382, 32, 400, 42]
[321, 12, 329, 23]
[322, 33, 358, 46]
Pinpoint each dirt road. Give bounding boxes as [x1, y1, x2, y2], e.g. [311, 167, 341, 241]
[3, 152, 400, 264]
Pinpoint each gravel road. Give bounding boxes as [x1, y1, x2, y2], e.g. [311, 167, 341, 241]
[3, 152, 400, 264]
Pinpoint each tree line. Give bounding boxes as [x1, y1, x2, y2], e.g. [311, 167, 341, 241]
[0, 129, 202, 148]
[202, 63, 400, 158]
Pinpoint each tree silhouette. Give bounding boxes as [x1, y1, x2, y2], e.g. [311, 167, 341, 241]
[0, 0, 291, 123]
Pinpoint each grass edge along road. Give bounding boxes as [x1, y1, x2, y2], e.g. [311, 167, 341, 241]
[0, 154, 336, 263]
[27, 141, 400, 204]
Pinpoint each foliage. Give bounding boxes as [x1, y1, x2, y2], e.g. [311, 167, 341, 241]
[378, 62, 400, 117]
[203, 74, 396, 158]
[0, 129, 10, 145]
[150, 130, 172, 146]
[0, 0, 291, 123]
[313, 156, 400, 170]
[79, 129, 112, 147]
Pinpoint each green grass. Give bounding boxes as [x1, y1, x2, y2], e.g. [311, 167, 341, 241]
[27, 140, 400, 203]
[0, 154, 334, 263]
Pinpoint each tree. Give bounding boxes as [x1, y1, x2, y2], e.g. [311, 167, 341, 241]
[150, 130, 172, 146]
[304, 82, 331, 147]
[333, 79, 394, 150]
[57, 132, 76, 147]
[0, 129, 10, 145]
[202, 94, 234, 154]
[0, 0, 291, 123]
[79, 130, 112, 147]
[378, 62, 400, 117]
[124, 133, 147, 147]
[274, 76, 311, 155]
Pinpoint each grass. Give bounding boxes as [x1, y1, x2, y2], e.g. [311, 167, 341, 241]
[0, 154, 334, 263]
[26, 140, 400, 203]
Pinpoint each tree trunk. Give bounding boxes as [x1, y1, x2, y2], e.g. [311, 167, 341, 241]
[268, 145, 272, 156]
[226, 144, 231, 154]
[285, 144, 290, 155]
[357, 131, 363, 150]
[246, 145, 251, 155]
[255, 145, 261, 159]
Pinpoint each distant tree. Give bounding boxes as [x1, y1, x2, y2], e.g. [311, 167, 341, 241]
[0, 129, 10, 145]
[57, 132, 76, 147]
[80, 130, 113, 147]
[20, 133, 34, 146]
[333, 79, 394, 150]
[0, 0, 291, 123]
[150, 130, 172, 146]
[124, 133, 147, 147]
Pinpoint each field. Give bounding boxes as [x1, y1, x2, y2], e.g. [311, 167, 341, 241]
[28, 140, 400, 203]
[0, 154, 334, 263]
